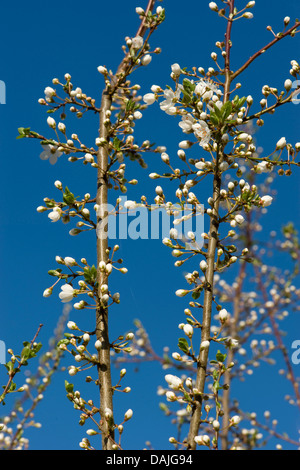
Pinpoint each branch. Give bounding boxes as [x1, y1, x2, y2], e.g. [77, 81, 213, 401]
[231, 21, 300, 81]
[95, 0, 157, 450]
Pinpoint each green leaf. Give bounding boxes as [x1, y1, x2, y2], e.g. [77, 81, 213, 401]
[16, 127, 31, 139]
[178, 337, 190, 354]
[4, 361, 14, 373]
[192, 290, 200, 300]
[63, 187, 75, 205]
[213, 104, 222, 119]
[221, 101, 233, 120]
[8, 381, 17, 392]
[21, 346, 31, 361]
[113, 136, 122, 151]
[210, 112, 219, 126]
[216, 350, 227, 363]
[182, 78, 195, 94]
[83, 265, 97, 285]
[65, 380, 74, 393]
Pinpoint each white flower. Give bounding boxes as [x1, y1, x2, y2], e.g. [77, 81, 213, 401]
[149, 172, 160, 179]
[276, 137, 287, 149]
[68, 366, 78, 376]
[40, 144, 63, 165]
[284, 79, 292, 91]
[47, 116, 56, 128]
[54, 180, 62, 189]
[194, 435, 210, 446]
[124, 409, 133, 421]
[165, 374, 183, 390]
[155, 185, 164, 196]
[97, 66, 107, 74]
[195, 161, 206, 170]
[243, 12, 254, 19]
[238, 132, 250, 141]
[235, 214, 245, 225]
[104, 407, 113, 419]
[193, 120, 212, 147]
[44, 86, 56, 101]
[175, 289, 188, 297]
[219, 161, 229, 172]
[208, 2, 218, 11]
[171, 63, 181, 75]
[43, 288, 52, 297]
[67, 321, 77, 330]
[200, 340, 210, 350]
[48, 209, 61, 222]
[200, 260, 208, 271]
[179, 140, 191, 149]
[141, 54, 152, 66]
[183, 324, 194, 338]
[160, 87, 181, 114]
[124, 200, 137, 210]
[230, 415, 241, 425]
[133, 111, 142, 119]
[59, 284, 74, 303]
[169, 228, 178, 239]
[166, 391, 177, 402]
[260, 195, 273, 207]
[84, 153, 94, 163]
[135, 7, 144, 15]
[64, 257, 77, 266]
[219, 309, 229, 322]
[213, 420, 220, 430]
[256, 160, 271, 173]
[195, 79, 221, 99]
[58, 122, 66, 133]
[143, 93, 156, 105]
[132, 35, 143, 49]
[179, 114, 195, 133]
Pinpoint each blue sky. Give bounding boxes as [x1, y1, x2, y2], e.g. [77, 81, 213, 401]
[0, 0, 299, 450]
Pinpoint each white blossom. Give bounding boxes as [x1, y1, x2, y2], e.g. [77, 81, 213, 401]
[165, 374, 183, 390]
[183, 324, 194, 338]
[132, 36, 143, 49]
[59, 284, 74, 303]
[193, 120, 211, 147]
[64, 257, 77, 266]
[143, 93, 156, 105]
[141, 54, 152, 66]
[124, 409, 133, 421]
[219, 309, 229, 322]
[40, 144, 63, 165]
[171, 63, 181, 75]
[260, 195, 273, 207]
[276, 137, 287, 149]
[160, 88, 181, 115]
[44, 86, 56, 101]
[48, 208, 61, 222]
[47, 116, 56, 128]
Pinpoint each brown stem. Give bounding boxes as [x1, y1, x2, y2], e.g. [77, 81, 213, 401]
[186, 1, 235, 450]
[254, 266, 300, 409]
[0, 324, 43, 404]
[220, 261, 246, 449]
[231, 21, 300, 82]
[95, 0, 156, 450]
